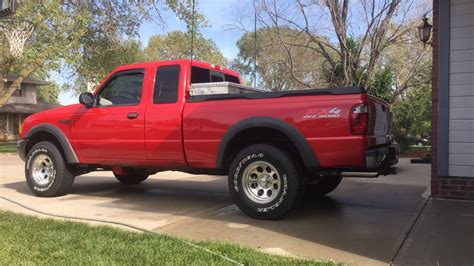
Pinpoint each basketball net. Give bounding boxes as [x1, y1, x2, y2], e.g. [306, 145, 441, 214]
[0, 21, 34, 59]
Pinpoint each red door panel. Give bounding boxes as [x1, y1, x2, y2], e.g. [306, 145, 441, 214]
[145, 64, 186, 165]
[73, 68, 150, 162]
[74, 105, 146, 160]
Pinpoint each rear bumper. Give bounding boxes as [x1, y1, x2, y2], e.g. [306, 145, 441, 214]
[316, 144, 399, 178]
[17, 139, 27, 162]
[365, 144, 399, 169]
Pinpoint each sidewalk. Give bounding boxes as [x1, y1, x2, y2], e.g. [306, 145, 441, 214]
[395, 198, 474, 265]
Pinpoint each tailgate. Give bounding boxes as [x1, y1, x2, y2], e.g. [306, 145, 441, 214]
[367, 96, 391, 146]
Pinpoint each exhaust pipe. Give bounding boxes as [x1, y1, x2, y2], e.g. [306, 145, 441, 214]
[341, 172, 379, 178]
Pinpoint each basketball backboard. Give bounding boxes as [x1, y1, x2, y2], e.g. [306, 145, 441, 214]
[0, 0, 16, 18]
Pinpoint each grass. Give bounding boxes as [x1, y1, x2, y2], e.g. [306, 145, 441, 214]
[0, 142, 16, 153]
[0, 210, 331, 265]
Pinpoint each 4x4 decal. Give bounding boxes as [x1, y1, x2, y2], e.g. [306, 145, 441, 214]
[303, 107, 342, 119]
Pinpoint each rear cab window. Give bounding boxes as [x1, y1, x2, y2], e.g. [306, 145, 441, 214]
[191, 66, 240, 84]
[152, 63, 241, 104]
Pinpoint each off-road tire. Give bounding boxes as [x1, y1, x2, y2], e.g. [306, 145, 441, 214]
[113, 169, 149, 184]
[228, 144, 303, 220]
[25, 141, 75, 197]
[305, 176, 342, 198]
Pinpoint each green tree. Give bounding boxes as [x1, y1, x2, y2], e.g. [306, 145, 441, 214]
[67, 40, 144, 94]
[0, 1, 89, 106]
[0, 1, 205, 103]
[143, 31, 226, 66]
[370, 67, 394, 102]
[391, 84, 432, 145]
[232, 27, 328, 91]
[65, 1, 208, 94]
[166, 0, 208, 32]
[36, 83, 60, 104]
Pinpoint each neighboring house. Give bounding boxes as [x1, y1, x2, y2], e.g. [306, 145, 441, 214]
[0, 74, 58, 141]
[432, 0, 474, 200]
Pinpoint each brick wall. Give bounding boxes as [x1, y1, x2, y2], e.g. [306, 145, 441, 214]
[431, 0, 474, 200]
[439, 178, 474, 199]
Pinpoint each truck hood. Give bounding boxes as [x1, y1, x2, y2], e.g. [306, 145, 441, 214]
[21, 104, 83, 139]
[28, 104, 82, 118]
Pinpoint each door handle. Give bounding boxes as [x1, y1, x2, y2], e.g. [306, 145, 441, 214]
[127, 112, 139, 119]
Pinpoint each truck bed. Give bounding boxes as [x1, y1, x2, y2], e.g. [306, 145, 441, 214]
[183, 87, 389, 169]
[188, 87, 366, 102]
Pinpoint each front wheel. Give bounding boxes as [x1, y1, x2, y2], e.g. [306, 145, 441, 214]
[228, 144, 303, 220]
[25, 141, 75, 197]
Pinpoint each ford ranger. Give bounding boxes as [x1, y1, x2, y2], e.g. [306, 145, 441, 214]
[17, 59, 398, 219]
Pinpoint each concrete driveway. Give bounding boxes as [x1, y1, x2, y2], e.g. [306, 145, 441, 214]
[0, 154, 430, 265]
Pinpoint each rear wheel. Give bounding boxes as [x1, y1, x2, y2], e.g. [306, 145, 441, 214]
[305, 176, 342, 199]
[113, 168, 149, 184]
[25, 141, 75, 197]
[228, 144, 303, 220]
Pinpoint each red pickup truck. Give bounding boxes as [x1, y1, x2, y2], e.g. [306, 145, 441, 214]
[17, 59, 397, 219]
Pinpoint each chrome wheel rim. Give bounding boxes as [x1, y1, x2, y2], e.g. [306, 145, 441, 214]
[242, 161, 281, 204]
[32, 154, 54, 186]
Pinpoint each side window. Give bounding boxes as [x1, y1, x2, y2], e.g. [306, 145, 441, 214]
[154, 65, 180, 104]
[97, 72, 144, 106]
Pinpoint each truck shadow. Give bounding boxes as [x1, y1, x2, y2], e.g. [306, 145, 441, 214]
[3, 169, 429, 263]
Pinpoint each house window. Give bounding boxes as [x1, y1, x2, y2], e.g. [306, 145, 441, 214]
[6, 115, 21, 136]
[11, 83, 26, 97]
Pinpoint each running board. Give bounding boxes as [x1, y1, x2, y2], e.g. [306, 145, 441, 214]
[341, 167, 397, 178]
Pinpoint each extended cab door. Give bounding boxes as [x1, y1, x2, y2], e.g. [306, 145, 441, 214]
[73, 69, 149, 161]
[144, 64, 187, 165]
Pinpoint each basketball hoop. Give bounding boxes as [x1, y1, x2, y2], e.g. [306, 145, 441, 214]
[0, 21, 34, 59]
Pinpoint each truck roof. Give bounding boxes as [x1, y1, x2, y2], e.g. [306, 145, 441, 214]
[113, 59, 240, 78]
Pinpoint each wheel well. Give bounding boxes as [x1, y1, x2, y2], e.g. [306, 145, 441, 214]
[222, 127, 303, 171]
[26, 131, 64, 159]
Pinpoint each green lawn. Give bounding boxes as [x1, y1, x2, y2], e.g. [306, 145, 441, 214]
[0, 142, 16, 153]
[0, 211, 330, 265]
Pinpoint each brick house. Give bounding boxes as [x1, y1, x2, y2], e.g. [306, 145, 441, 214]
[432, 0, 474, 200]
[0, 74, 58, 141]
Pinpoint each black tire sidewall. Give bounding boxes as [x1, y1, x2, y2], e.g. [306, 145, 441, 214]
[25, 141, 74, 197]
[26, 145, 57, 193]
[228, 144, 300, 219]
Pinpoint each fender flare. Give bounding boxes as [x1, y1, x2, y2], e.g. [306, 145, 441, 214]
[26, 124, 80, 164]
[216, 117, 319, 169]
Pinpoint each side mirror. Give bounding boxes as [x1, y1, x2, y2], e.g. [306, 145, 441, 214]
[79, 92, 95, 108]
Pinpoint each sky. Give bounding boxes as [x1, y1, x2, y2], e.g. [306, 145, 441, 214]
[59, 0, 248, 105]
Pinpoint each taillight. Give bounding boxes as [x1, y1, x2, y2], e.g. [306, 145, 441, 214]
[350, 104, 368, 135]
